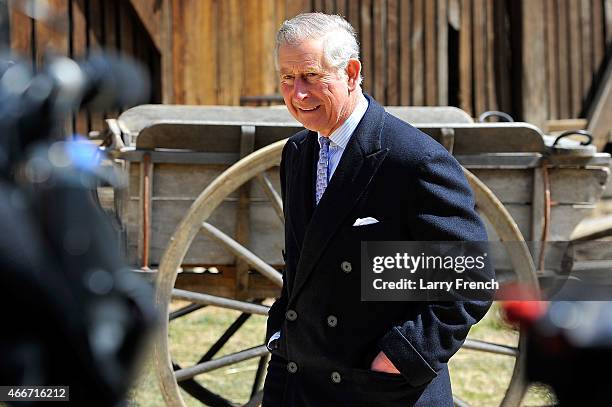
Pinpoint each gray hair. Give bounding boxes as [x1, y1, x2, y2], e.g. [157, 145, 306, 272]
[275, 13, 363, 84]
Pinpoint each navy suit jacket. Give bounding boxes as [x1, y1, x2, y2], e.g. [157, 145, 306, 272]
[264, 95, 493, 406]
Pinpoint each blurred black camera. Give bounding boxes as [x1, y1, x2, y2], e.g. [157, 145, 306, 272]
[0, 51, 156, 406]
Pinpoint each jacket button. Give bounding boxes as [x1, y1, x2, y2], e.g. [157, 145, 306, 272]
[327, 315, 338, 327]
[287, 361, 298, 374]
[331, 371, 342, 383]
[285, 309, 298, 321]
[341, 261, 352, 273]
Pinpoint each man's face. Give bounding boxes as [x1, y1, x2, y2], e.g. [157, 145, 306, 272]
[278, 38, 356, 136]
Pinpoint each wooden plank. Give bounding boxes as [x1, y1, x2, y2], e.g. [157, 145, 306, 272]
[285, 0, 311, 17]
[260, 0, 277, 97]
[175, 273, 279, 299]
[71, 0, 88, 135]
[170, 0, 184, 103]
[411, 0, 424, 105]
[87, 0, 103, 50]
[103, 0, 118, 121]
[587, 58, 612, 150]
[493, 0, 511, 114]
[119, 1, 134, 56]
[132, 199, 286, 266]
[128, 0, 163, 50]
[557, 0, 570, 118]
[545, 0, 559, 119]
[592, 0, 604, 76]
[347, 0, 360, 40]
[244, 0, 263, 98]
[521, 0, 547, 128]
[485, 0, 497, 112]
[173, 0, 217, 104]
[399, 0, 410, 105]
[386, 0, 399, 105]
[87, 0, 105, 132]
[568, 0, 581, 117]
[313, 0, 323, 12]
[9, 2, 33, 64]
[274, 0, 285, 35]
[373, 0, 385, 102]
[234, 128, 255, 299]
[217, 0, 234, 105]
[324, 0, 335, 14]
[230, 0, 243, 105]
[336, 0, 348, 17]
[33, 0, 70, 134]
[459, 0, 472, 115]
[437, 0, 448, 105]
[424, 0, 436, 105]
[103, 0, 118, 50]
[34, 0, 69, 66]
[360, 0, 372, 95]
[472, 0, 486, 116]
[545, 118, 588, 133]
[606, 0, 612, 45]
[160, 0, 173, 103]
[580, 0, 592, 102]
[448, 0, 460, 29]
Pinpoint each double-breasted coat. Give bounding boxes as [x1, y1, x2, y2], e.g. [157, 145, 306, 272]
[263, 95, 493, 406]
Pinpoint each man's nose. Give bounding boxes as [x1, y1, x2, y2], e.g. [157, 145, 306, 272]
[293, 77, 309, 100]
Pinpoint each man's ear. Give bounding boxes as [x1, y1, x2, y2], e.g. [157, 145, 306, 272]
[346, 59, 361, 91]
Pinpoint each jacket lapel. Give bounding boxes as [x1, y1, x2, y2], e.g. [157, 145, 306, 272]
[290, 95, 389, 301]
[286, 131, 316, 293]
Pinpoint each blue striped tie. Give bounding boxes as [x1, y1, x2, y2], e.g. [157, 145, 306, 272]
[316, 136, 331, 205]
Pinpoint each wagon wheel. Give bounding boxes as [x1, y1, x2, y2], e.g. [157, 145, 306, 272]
[154, 139, 538, 407]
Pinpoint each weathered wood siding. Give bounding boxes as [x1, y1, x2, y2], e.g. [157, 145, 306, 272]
[6, 0, 612, 131]
[521, 0, 611, 127]
[7, 0, 161, 135]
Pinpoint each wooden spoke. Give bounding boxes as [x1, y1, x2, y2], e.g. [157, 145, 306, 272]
[174, 345, 269, 382]
[243, 390, 264, 407]
[200, 222, 283, 287]
[169, 303, 206, 321]
[172, 289, 269, 315]
[256, 173, 284, 223]
[462, 338, 518, 357]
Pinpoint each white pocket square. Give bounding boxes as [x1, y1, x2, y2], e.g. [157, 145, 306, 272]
[352, 217, 379, 226]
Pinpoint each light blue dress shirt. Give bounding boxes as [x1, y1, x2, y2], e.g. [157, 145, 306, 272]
[317, 95, 369, 181]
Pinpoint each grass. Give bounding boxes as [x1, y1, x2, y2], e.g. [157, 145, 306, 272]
[128, 302, 555, 406]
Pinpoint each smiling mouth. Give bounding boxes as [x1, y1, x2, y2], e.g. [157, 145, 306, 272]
[297, 106, 320, 112]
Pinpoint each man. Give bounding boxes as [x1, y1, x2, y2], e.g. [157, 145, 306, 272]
[263, 13, 492, 407]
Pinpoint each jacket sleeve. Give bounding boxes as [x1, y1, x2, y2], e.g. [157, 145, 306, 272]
[377, 147, 494, 387]
[265, 141, 292, 344]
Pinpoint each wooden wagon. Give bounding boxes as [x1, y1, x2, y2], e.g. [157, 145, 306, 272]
[103, 104, 610, 407]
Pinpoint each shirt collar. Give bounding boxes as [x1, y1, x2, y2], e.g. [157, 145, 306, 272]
[318, 95, 369, 149]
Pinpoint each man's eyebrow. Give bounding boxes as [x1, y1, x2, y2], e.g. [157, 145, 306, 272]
[279, 64, 322, 73]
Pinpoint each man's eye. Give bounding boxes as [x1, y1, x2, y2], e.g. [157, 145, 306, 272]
[305, 73, 318, 78]
[282, 75, 294, 81]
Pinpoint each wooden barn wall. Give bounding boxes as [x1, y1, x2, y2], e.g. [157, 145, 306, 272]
[7, 0, 161, 135]
[521, 0, 612, 127]
[6, 0, 612, 130]
[171, 0, 611, 127]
